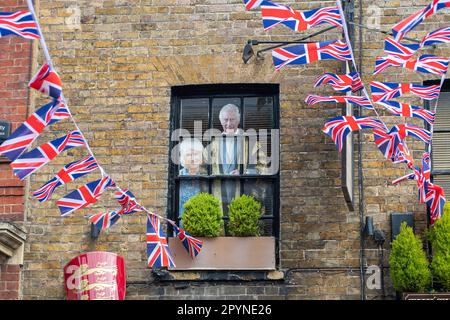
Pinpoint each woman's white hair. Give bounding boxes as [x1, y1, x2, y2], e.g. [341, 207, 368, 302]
[219, 104, 240, 122]
[179, 138, 204, 166]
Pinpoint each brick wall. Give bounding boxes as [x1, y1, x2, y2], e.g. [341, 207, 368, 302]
[0, 0, 31, 222]
[0, 264, 21, 300]
[0, 0, 32, 301]
[13, 0, 449, 300]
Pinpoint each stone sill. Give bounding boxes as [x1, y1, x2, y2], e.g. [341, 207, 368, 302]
[0, 222, 27, 264]
[152, 269, 285, 282]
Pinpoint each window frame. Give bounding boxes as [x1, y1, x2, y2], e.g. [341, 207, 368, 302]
[167, 84, 281, 244]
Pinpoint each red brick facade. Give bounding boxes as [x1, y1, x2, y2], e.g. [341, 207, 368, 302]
[0, 0, 32, 300]
[0, 264, 20, 300]
[0, 1, 30, 221]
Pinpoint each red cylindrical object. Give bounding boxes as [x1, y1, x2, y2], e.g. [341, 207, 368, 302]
[63, 251, 126, 300]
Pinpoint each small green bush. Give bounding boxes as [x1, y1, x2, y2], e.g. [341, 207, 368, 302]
[428, 205, 450, 253]
[228, 195, 262, 236]
[182, 193, 224, 237]
[431, 253, 450, 291]
[389, 222, 431, 293]
[428, 207, 450, 291]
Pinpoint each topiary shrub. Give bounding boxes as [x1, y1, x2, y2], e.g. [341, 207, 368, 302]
[389, 222, 431, 293]
[182, 192, 224, 237]
[428, 207, 450, 291]
[227, 195, 262, 236]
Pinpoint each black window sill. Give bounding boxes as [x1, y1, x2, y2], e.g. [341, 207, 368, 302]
[151, 269, 285, 282]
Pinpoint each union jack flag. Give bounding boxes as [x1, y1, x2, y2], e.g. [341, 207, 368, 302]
[0, 100, 70, 161]
[374, 55, 449, 75]
[147, 214, 176, 268]
[0, 11, 40, 40]
[392, 142, 414, 168]
[391, 0, 450, 41]
[392, 168, 419, 185]
[375, 101, 436, 126]
[272, 40, 351, 70]
[260, 2, 342, 32]
[322, 116, 387, 152]
[391, 123, 432, 144]
[305, 94, 374, 110]
[420, 152, 432, 203]
[243, 0, 264, 10]
[421, 26, 450, 46]
[89, 188, 143, 231]
[90, 211, 121, 231]
[56, 176, 115, 216]
[426, 182, 446, 224]
[29, 63, 62, 99]
[391, 165, 428, 204]
[314, 72, 363, 93]
[370, 81, 441, 101]
[115, 189, 142, 215]
[172, 224, 203, 259]
[384, 37, 420, 60]
[373, 129, 400, 160]
[373, 125, 431, 160]
[33, 156, 98, 202]
[10, 131, 85, 180]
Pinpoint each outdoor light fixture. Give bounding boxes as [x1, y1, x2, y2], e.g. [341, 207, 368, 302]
[364, 216, 386, 246]
[242, 40, 255, 64]
[242, 25, 338, 64]
[90, 222, 101, 239]
[364, 216, 374, 236]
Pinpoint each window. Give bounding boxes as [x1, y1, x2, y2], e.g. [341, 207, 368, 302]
[168, 84, 280, 238]
[425, 79, 450, 195]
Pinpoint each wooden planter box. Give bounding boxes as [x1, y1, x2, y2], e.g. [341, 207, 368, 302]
[168, 236, 276, 270]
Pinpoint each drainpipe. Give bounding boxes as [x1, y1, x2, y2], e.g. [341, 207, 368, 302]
[354, 0, 366, 300]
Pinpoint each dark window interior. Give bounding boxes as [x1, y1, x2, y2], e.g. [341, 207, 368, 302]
[168, 84, 280, 239]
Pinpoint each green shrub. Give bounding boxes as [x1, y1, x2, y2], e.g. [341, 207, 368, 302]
[228, 195, 262, 236]
[182, 192, 224, 237]
[428, 208, 450, 291]
[428, 205, 450, 253]
[389, 222, 431, 293]
[431, 253, 450, 291]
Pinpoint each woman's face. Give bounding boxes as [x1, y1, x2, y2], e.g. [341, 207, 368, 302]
[183, 149, 203, 170]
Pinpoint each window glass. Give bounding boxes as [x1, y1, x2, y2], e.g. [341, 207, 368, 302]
[177, 137, 208, 176]
[170, 85, 279, 238]
[178, 180, 209, 227]
[243, 97, 273, 131]
[212, 98, 241, 133]
[180, 98, 208, 138]
[212, 178, 240, 216]
[243, 179, 274, 217]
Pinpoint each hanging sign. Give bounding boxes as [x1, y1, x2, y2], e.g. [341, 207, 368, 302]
[63, 251, 126, 300]
[0, 120, 11, 143]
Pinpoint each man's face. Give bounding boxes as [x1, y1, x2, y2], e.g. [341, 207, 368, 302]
[220, 111, 240, 134]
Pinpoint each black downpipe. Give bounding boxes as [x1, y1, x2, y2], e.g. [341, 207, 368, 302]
[355, 0, 366, 300]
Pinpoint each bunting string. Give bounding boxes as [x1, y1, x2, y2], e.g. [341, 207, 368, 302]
[25, 0, 176, 225]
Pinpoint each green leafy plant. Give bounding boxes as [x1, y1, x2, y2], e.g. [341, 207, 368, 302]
[389, 222, 431, 293]
[227, 195, 262, 236]
[182, 192, 224, 237]
[428, 206, 450, 291]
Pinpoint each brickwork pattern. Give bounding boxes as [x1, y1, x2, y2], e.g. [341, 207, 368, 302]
[5, 0, 447, 299]
[0, 264, 21, 300]
[0, 0, 31, 222]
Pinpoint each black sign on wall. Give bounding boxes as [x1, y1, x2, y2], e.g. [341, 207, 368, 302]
[0, 120, 11, 143]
